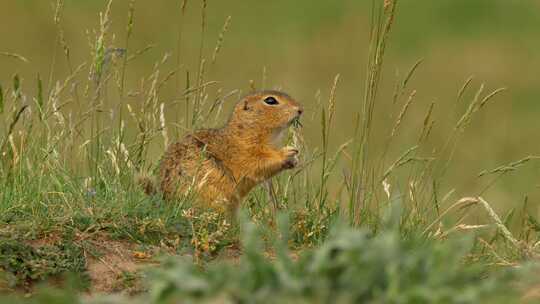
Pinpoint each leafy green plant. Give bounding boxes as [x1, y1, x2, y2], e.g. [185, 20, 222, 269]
[0, 236, 86, 289]
[5, 214, 533, 304]
[140, 211, 523, 304]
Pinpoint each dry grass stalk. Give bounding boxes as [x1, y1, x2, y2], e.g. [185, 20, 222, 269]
[478, 197, 520, 248]
[478, 155, 540, 177]
[0, 52, 29, 63]
[391, 89, 416, 137]
[212, 16, 232, 64]
[327, 74, 341, 130]
[423, 197, 480, 235]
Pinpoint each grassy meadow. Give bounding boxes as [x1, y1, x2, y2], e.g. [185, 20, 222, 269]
[1, 0, 540, 303]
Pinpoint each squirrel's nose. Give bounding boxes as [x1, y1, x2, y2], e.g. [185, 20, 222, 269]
[297, 107, 303, 115]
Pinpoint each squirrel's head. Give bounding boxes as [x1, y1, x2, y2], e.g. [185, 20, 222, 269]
[229, 90, 303, 132]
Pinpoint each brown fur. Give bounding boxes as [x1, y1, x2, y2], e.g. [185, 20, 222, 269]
[159, 90, 303, 212]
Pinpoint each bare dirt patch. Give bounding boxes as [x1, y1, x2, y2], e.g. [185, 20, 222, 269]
[81, 235, 158, 294]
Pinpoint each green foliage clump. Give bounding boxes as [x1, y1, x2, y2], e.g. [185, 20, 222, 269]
[0, 237, 86, 289]
[141, 223, 519, 304]
[1, 216, 536, 303]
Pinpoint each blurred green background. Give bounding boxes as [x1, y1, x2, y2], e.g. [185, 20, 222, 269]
[1, 0, 539, 210]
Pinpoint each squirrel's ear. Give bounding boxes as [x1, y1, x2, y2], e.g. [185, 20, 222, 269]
[243, 100, 251, 111]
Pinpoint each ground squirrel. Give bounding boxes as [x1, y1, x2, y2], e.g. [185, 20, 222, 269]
[158, 90, 303, 212]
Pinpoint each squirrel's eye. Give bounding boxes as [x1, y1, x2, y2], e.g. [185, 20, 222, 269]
[264, 96, 279, 105]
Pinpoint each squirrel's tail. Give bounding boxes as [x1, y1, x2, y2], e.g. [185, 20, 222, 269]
[136, 173, 158, 196]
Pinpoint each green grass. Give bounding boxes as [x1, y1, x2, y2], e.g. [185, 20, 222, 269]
[0, 0, 539, 302]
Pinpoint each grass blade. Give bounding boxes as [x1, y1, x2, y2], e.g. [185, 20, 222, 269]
[0, 83, 4, 114]
[37, 73, 44, 120]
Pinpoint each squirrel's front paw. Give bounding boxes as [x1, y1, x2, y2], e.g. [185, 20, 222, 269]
[282, 146, 299, 169]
